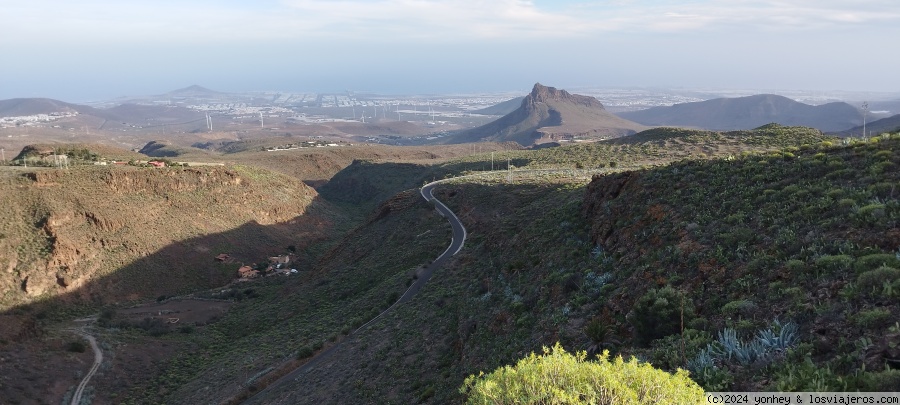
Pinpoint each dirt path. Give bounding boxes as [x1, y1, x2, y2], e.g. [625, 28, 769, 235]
[70, 328, 102, 405]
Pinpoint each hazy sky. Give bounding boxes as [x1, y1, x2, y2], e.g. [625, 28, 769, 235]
[2, 0, 899, 101]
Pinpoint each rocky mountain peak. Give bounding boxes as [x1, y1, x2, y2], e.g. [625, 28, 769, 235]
[526, 83, 605, 109]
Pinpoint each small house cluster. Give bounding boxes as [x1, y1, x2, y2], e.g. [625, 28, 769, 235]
[229, 253, 298, 280]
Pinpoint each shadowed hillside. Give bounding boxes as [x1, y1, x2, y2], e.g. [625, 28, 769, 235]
[0, 185, 447, 404]
[0, 165, 339, 311]
[619, 94, 863, 132]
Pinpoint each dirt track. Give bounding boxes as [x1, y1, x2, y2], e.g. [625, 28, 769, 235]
[70, 330, 102, 405]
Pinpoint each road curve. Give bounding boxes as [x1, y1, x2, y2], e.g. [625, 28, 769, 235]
[70, 331, 102, 405]
[242, 179, 467, 404]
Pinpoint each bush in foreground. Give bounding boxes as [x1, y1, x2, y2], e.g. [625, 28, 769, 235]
[460, 343, 705, 404]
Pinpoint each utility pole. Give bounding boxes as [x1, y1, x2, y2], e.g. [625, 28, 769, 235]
[862, 102, 868, 138]
[491, 152, 494, 171]
[1, 148, 5, 164]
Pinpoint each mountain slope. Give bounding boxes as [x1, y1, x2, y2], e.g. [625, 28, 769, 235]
[471, 97, 525, 116]
[165, 85, 225, 97]
[443, 83, 646, 146]
[0, 165, 335, 310]
[245, 136, 899, 403]
[837, 113, 900, 137]
[0, 98, 104, 117]
[619, 94, 863, 132]
[0, 97, 204, 127]
[4, 130, 894, 403]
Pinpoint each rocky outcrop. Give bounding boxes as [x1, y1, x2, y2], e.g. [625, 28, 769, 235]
[526, 83, 605, 108]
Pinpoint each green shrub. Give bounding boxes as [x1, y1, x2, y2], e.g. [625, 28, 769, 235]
[650, 329, 712, 370]
[297, 346, 314, 359]
[721, 300, 757, 318]
[855, 369, 900, 391]
[815, 255, 853, 273]
[773, 357, 844, 391]
[460, 343, 705, 404]
[826, 189, 844, 199]
[785, 259, 806, 275]
[857, 266, 900, 294]
[856, 203, 886, 222]
[868, 182, 896, 197]
[855, 308, 893, 329]
[854, 254, 900, 274]
[837, 198, 857, 208]
[628, 286, 695, 346]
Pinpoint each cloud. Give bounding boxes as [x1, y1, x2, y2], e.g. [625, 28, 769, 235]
[587, 0, 900, 32]
[1, 0, 898, 47]
[277, 0, 591, 40]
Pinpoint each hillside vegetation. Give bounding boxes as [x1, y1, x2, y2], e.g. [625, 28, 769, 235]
[224, 142, 518, 188]
[0, 164, 337, 311]
[322, 125, 830, 209]
[13, 143, 146, 163]
[1, 127, 895, 404]
[120, 191, 450, 404]
[250, 134, 897, 403]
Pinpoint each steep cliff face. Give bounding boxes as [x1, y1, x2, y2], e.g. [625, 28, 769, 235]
[525, 83, 605, 109]
[0, 165, 332, 310]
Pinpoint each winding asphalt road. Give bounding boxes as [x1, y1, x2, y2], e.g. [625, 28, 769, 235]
[242, 178, 466, 404]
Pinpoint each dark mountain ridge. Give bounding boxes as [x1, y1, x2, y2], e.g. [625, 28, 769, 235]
[837, 113, 900, 137]
[619, 94, 863, 132]
[0, 97, 204, 125]
[164, 85, 225, 97]
[0, 98, 103, 117]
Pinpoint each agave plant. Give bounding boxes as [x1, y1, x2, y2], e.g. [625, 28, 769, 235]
[692, 319, 800, 370]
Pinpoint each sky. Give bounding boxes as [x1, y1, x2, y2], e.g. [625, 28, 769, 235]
[1, 0, 899, 101]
